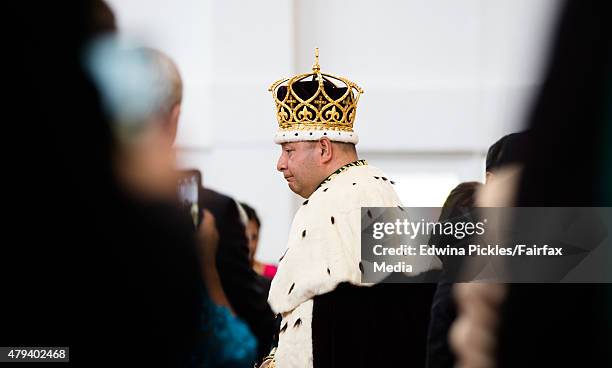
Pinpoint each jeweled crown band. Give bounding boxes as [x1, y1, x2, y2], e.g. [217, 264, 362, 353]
[273, 129, 359, 144]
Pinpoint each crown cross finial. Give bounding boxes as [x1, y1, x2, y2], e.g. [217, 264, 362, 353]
[286, 96, 297, 108]
[312, 47, 320, 73]
[314, 95, 326, 108]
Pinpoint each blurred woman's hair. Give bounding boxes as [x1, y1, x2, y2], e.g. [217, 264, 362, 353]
[240, 202, 261, 228]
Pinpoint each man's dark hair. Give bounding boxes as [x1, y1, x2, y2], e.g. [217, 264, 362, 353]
[485, 131, 530, 172]
[90, 0, 117, 35]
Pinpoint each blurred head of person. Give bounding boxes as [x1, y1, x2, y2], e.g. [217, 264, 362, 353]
[481, 132, 530, 206]
[485, 132, 529, 184]
[240, 202, 261, 265]
[440, 181, 482, 219]
[141, 47, 183, 144]
[85, 42, 184, 200]
[435, 181, 483, 277]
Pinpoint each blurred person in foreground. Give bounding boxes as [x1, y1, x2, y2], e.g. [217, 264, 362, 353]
[147, 54, 277, 357]
[5, 1, 202, 366]
[240, 202, 278, 280]
[262, 50, 440, 368]
[426, 132, 527, 368]
[426, 181, 482, 368]
[131, 43, 274, 360]
[123, 49, 258, 367]
[450, 1, 612, 367]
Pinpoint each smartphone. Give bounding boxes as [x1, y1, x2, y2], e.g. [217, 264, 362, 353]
[177, 169, 203, 228]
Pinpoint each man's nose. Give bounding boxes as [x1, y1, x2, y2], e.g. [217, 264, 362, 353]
[276, 154, 286, 172]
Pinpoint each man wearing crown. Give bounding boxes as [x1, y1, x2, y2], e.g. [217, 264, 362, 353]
[263, 50, 439, 368]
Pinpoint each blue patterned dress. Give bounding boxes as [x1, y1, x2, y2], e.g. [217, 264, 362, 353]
[193, 291, 257, 368]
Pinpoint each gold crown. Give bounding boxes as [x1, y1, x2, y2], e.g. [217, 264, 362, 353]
[268, 48, 363, 144]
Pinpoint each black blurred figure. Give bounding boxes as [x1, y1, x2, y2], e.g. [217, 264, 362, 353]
[4, 1, 202, 366]
[497, 0, 612, 367]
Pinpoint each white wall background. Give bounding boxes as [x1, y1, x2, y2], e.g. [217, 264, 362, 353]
[106, 0, 560, 263]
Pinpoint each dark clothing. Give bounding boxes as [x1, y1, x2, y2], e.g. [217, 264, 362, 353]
[199, 188, 276, 360]
[515, 0, 611, 208]
[426, 282, 456, 368]
[498, 284, 612, 368]
[5, 2, 203, 365]
[312, 281, 437, 368]
[6, 180, 204, 367]
[425, 208, 478, 368]
[87, 197, 204, 367]
[498, 1, 612, 367]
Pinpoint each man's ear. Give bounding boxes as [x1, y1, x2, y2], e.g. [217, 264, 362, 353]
[318, 138, 333, 164]
[167, 103, 181, 143]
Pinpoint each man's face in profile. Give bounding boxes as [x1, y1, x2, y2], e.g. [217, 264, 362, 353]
[276, 141, 321, 198]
